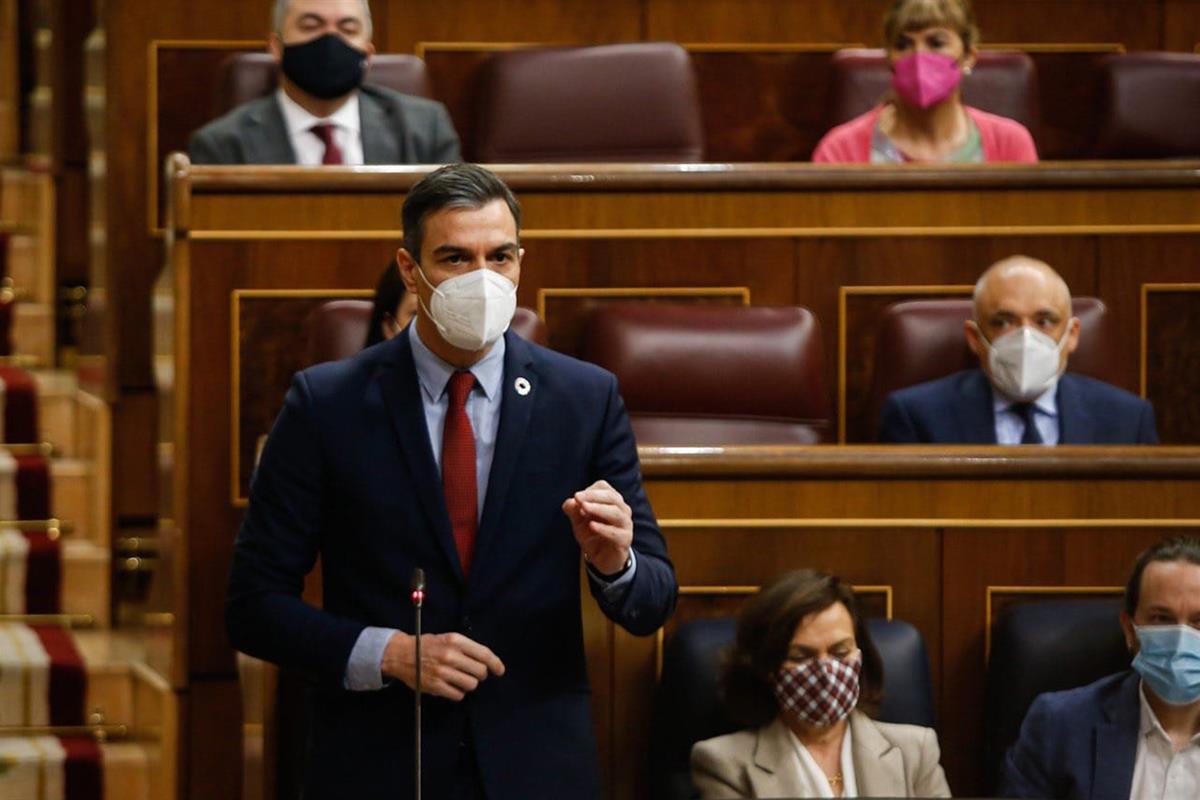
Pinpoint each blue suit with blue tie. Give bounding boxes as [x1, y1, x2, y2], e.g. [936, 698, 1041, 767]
[226, 328, 677, 799]
[1000, 671, 1139, 800]
[878, 369, 1158, 444]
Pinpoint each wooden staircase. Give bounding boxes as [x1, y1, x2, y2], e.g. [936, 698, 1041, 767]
[0, 166, 174, 799]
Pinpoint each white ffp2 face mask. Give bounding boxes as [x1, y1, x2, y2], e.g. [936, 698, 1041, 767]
[415, 265, 517, 351]
[977, 323, 1071, 402]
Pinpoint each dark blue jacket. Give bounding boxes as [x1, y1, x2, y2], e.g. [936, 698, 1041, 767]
[878, 369, 1158, 444]
[1000, 671, 1140, 800]
[226, 329, 677, 799]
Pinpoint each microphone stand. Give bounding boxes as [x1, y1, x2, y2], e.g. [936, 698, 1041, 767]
[410, 568, 425, 800]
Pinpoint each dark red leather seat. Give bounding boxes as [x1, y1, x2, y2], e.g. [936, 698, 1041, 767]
[305, 299, 546, 366]
[865, 297, 1115, 439]
[217, 52, 432, 112]
[1093, 52, 1200, 158]
[824, 48, 1039, 137]
[583, 302, 831, 446]
[472, 43, 704, 163]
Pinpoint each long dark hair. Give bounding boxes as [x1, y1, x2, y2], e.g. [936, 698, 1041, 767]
[721, 569, 885, 728]
[364, 263, 407, 349]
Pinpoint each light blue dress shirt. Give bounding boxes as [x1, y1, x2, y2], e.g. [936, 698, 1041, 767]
[992, 381, 1060, 445]
[343, 324, 636, 691]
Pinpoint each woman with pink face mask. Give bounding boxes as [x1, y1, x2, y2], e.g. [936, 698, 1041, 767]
[813, 0, 1038, 164]
[691, 570, 951, 798]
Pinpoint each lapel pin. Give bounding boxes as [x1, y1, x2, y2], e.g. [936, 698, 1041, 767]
[514, 377, 531, 396]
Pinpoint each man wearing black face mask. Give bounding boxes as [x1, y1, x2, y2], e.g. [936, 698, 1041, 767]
[189, 0, 460, 165]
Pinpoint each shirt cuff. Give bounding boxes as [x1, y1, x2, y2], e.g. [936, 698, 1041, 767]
[585, 549, 638, 601]
[343, 626, 398, 691]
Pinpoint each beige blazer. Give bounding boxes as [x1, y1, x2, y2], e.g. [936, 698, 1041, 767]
[690, 712, 951, 798]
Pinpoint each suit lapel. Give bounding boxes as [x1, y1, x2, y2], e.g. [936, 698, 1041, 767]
[850, 712, 908, 797]
[244, 95, 297, 164]
[376, 333, 465, 584]
[1056, 374, 1096, 444]
[1091, 672, 1139, 800]
[471, 332, 537, 572]
[748, 719, 801, 798]
[957, 369, 999, 443]
[359, 87, 402, 164]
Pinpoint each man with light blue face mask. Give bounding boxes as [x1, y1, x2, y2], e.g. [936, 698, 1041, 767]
[878, 255, 1158, 444]
[1001, 536, 1200, 799]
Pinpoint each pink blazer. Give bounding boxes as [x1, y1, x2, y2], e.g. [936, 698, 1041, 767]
[812, 105, 1039, 163]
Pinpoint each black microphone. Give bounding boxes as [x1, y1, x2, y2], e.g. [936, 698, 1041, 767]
[410, 568, 425, 800]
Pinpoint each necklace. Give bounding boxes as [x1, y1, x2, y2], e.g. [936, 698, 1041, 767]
[828, 771, 844, 796]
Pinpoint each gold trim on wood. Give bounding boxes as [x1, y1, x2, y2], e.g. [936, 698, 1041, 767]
[982, 43, 1126, 53]
[984, 585, 1122, 662]
[659, 518, 1200, 529]
[186, 224, 1200, 242]
[655, 584, 893, 677]
[147, 39, 264, 234]
[536, 286, 750, 321]
[837, 285, 973, 443]
[230, 289, 374, 506]
[1140, 283, 1200, 399]
[0, 614, 94, 627]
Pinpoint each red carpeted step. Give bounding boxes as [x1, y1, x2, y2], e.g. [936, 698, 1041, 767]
[0, 365, 38, 442]
[0, 735, 104, 799]
[60, 735, 104, 800]
[16, 452, 51, 519]
[32, 625, 86, 726]
[23, 531, 61, 614]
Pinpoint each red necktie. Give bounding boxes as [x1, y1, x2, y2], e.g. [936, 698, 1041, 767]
[310, 123, 344, 165]
[442, 371, 478, 574]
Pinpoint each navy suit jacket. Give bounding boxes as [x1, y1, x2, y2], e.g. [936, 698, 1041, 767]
[878, 369, 1158, 444]
[226, 329, 677, 800]
[1000, 671, 1139, 800]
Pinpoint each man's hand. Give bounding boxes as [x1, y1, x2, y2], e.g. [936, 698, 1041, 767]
[562, 479, 633, 576]
[381, 631, 505, 701]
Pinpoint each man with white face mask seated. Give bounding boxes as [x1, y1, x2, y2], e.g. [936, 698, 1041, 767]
[878, 255, 1158, 444]
[1001, 536, 1200, 800]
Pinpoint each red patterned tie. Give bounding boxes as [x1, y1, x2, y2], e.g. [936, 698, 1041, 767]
[310, 123, 344, 165]
[442, 371, 478, 574]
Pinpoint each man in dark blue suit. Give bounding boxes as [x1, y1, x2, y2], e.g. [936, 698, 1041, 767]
[1000, 536, 1200, 799]
[226, 164, 677, 799]
[879, 256, 1157, 444]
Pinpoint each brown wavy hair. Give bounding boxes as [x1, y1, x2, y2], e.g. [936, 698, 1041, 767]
[883, 0, 980, 52]
[720, 569, 885, 728]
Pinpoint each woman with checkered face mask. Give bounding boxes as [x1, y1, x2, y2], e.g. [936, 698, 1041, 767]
[691, 570, 950, 798]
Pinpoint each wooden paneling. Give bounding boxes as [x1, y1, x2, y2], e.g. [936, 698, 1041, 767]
[167, 164, 1200, 799]
[645, 0, 891, 44]
[0, 0, 17, 159]
[391, 0, 644, 55]
[151, 42, 261, 229]
[1143, 285, 1200, 443]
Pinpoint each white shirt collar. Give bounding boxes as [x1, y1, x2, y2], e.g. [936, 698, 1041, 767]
[275, 87, 361, 139]
[1138, 681, 1200, 745]
[991, 378, 1059, 417]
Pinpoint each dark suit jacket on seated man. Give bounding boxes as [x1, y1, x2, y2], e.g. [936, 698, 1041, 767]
[189, 0, 460, 165]
[879, 255, 1157, 445]
[1001, 537, 1200, 800]
[226, 164, 677, 800]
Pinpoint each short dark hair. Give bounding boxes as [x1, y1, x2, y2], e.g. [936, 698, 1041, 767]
[720, 569, 885, 728]
[401, 163, 521, 260]
[1125, 536, 1200, 616]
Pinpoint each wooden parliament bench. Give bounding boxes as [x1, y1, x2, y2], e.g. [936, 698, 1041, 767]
[160, 158, 1200, 798]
